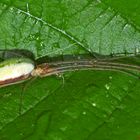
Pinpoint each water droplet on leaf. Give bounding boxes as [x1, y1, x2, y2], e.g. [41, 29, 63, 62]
[82, 111, 86, 115]
[92, 102, 96, 107]
[105, 84, 110, 90]
[109, 76, 112, 80]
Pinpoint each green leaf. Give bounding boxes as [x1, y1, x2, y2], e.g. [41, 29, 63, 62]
[0, 0, 140, 140]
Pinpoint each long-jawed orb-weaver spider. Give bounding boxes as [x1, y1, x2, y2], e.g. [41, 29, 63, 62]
[0, 49, 140, 88]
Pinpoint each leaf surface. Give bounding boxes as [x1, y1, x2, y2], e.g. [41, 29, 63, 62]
[0, 0, 140, 140]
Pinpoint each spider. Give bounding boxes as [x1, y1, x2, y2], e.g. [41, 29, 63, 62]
[0, 49, 140, 88]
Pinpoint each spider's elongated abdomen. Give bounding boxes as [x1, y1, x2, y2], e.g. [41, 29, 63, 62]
[0, 58, 35, 87]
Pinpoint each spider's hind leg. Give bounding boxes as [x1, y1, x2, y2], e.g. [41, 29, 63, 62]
[18, 77, 37, 115]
